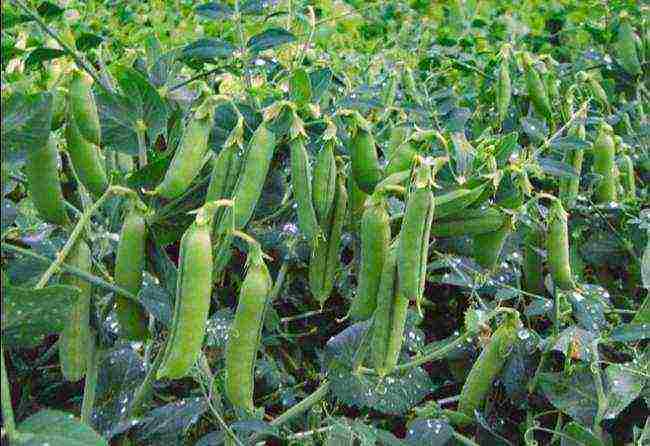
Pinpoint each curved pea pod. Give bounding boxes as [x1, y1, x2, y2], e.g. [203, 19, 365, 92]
[309, 176, 347, 306]
[348, 172, 369, 225]
[64, 119, 109, 197]
[51, 87, 66, 130]
[397, 164, 434, 311]
[615, 15, 642, 76]
[224, 246, 272, 412]
[522, 52, 552, 122]
[68, 70, 101, 146]
[587, 76, 610, 111]
[434, 184, 487, 219]
[384, 141, 417, 177]
[558, 116, 586, 209]
[431, 208, 505, 238]
[522, 222, 545, 296]
[618, 154, 636, 199]
[59, 240, 92, 382]
[496, 56, 511, 125]
[472, 214, 513, 271]
[458, 315, 520, 418]
[154, 104, 214, 200]
[547, 199, 574, 290]
[312, 142, 337, 227]
[157, 207, 214, 379]
[206, 144, 241, 203]
[25, 135, 69, 226]
[592, 122, 617, 204]
[350, 128, 382, 194]
[114, 204, 150, 341]
[349, 195, 391, 320]
[370, 244, 409, 376]
[230, 123, 276, 229]
[290, 138, 320, 244]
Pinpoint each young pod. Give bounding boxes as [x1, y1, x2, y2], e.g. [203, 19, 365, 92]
[225, 246, 272, 412]
[290, 138, 320, 244]
[312, 142, 337, 226]
[522, 221, 545, 296]
[397, 164, 434, 310]
[155, 98, 216, 200]
[431, 208, 506, 238]
[206, 144, 243, 228]
[370, 244, 409, 376]
[592, 122, 617, 204]
[68, 70, 101, 146]
[157, 206, 214, 379]
[64, 119, 108, 197]
[618, 154, 636, 200]
[472, 214, 513, 271]
[547, 199, 574, 290]
[615, 14, 642, 76]
[347, 171, 368, 226]
[309, 176, 348, 306]
[558, 115, 586, 208]
[496, 54, 512, 125]
[114, 203, 150, 341]
[25, 135, 69, 226]
[349, 195, 391, 320]
[350, 128, 382, 194]
[384, 141, 417, 178]
[59, 240, 92, 381]
[522, 52, 552, 123]
[458, 315, 520, 418]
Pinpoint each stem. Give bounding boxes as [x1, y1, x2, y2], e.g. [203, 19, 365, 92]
[0, 343, 17, 441]
[80, 336, 98, 425]
[136, 122, 148, 168]
[453, 432, 480, 446]
[590, 339, 607, 436]
[269, 261, 289, 302]
[35, 186, 136, 289]
[270, 381, 330, 426]
[533, 101, 589, 157]
[1, 242, 138, 303]
[125, 339, 167, 418]
[233, 0, 252, 91]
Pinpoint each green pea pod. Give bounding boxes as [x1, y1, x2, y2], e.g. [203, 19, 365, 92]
[64, 119, 109, 197]
[522, 222, 545, 296]
[25, 135, 69, 226]
[349, 195, 391, 320]
[431, 208, 506, 238]
[347, 171, 368, 225]
[68, 70, 101, 146]
[350, 128, 382, 194]
[434, 184, 487, 219]
[547, 199, 574, 290]
[290, 138, 320, 243]
[458, 315, 520, 418]
[59, 240, 92, 382]
[51, 87, 66, 131]
[522, 52, 552, 122]
[157, 206, 214, 379]
[225, 245, 272, 412]
[592, 122, 617, 204]
[397, 163, 434, 311]
[641, 229, 649, 292]
[558, 116, 586, 209]
[229, 123, 276, 229]
[312, 142, 337, 227]
[385, 141, 417, 178]
[155, 99, 215, 200]
[618, 154, 636, 199]
[496, 55, 511, 125]
[206, 144, 243, 228]
[387, 126, 409, 159]
[114, 203, 149, 341]
[309, 176, 347, 306]
[370, 244, 409, 376]
[472, 215, 513, 271]
[615, 15, 642, 76]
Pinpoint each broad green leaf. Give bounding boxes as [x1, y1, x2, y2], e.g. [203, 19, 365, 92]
[1, 91, 53, 164]
[17, 409, 107, 446]
[195, 2, 233, 19]
[539, 366, 599, 426]
[76, 33, 104, 51]
[181, 38, 235, 61]
[290, 68, 312, 105]
[561, 422, 604, 446]
[25, 47, 66, 69]
[247, 28, 296, 53]
[405, 419, 454, 445]
[538, 157, 579, 179]
[603, 363, 646, 420]
[608, 323, 650, 342]
[133, 398, 208, 444]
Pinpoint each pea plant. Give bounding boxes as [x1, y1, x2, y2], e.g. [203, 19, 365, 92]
[1, 0, 649, 445]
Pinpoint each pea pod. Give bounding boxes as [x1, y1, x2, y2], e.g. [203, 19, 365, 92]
[434, 184, 487, 219]
[522, 221, 545, 296]
[387, 126, 409, 159]
[522, 52, 552, 123]
[25, 135, 69, 226]
[558, 113, 586, 209]
[65, 119, 108, 197]
[472, 215, 513, 271]
[347, 171, 368, 225]
[206, 144, 243, 229]
[350, 127, 382, 194]
[618, 154, 636, 199]
[547, 199, 574, 290]
[458, 315, 520, 418]
[312, 142, 337, 226]
[59, 240, 92, 382]
[496, 50, 511, 125]
[68, 70, 101, 146]
[309, 175, 347, 306]
[157, 205, 215, 379]
[592, 122, 617, 204]
[615, 14, 642, 76]
[431, 208, 506, 238]
[349, 194, 391, 320]
[290, 138, 320, 243]
[114, 203, 149, 341]
[384, 141, 417, 177]
[370, 244, 409, 376]
[225, 245, 272, 412]
[397, 163, 434, 311]
[155, 97, 216, 200]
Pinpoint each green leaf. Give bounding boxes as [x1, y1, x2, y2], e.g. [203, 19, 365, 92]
[25, 47, 66, 69]
[75, 33, 104, 51]
[521, 117, 548, 142]
[538, 157, 579, 179]
[36, 1, 65, 19]
[181, 38, 235, 61]
[290, 68, 312, 105]
[247, 28, 296, 53]
[539, 366, 599, 426]
[405, 419, 454, 445]
[551, 326, 596, 361]
[17, 409, 107, 446]
[561, 422, 604, 446]
[608, 323, 650, 342]
[1, 91, 53, 164]
[195, 2, 233, 19]
[2, 284, 81, 347]
[563, 285, 610, 333]
[133, 398, 208, 444]
[603, 363, 646, 420]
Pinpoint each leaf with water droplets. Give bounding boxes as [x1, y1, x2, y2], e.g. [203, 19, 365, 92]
[17, 409, 108, 446]
[565, 286, 610, 333]
[551, 326, 596, 361]
[561, 422, 604, 446]
[608, 323, 650, 342]
[539, 366, 599, 426]
[133, 398, 208, 444]
[405, 418, 454, 445]
[603, 363, 646, 420]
